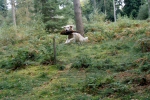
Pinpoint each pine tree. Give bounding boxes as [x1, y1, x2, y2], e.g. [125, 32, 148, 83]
[34, 0, 71, 32]
[82, 0, 123, 21]
[123, 0, 144, 18]
[15, 0, 33, 24]
[148, 0, 150, 18]
[137, 3, 148, 20]
[0, 0, 7, 16]
[0, 0, 7, 26]
[11, 0, 16, 27]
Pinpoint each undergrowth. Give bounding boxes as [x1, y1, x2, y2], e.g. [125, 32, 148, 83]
[0, 16, 150, 99]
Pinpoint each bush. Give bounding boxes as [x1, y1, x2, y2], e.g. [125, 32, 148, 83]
[71, 55, 92, 69]
[56, 65, 65, 70]
[134, 38, 150, 52]
[137, 4, 148, 20]
[38, 43, 55, 65]
[82, 75, 114, 96]
[114, 65, 126, 72]
[0, 49, 37, 70]
[117, 16, 132, 28]
[0, 31, 22, 46]
[91, 59, 115, 70]
[140, 64, 150, 72]
[38, 72, 49, 78]
[110, 82, 132, 97]
[0, 35, 57, 70]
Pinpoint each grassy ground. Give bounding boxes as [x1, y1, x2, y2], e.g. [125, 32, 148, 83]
[0, 19, 150, 100]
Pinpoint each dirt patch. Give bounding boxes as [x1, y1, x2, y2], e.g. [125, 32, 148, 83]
[115, 71, 150, 93]
[146, 74, 150, 81]
[114, 71, 136, 81]
[132, 82, 150, 93]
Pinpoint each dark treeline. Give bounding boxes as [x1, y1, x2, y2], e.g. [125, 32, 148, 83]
[0, 0, 150, 32]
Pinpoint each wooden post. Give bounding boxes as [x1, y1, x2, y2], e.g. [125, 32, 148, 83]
[53, 37, 56, 65]
[11, 0, 16, 27]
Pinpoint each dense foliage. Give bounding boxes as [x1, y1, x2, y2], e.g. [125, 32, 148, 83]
[0, 0, 150, 99]
[82, 0, 149, 21]
[0, 0, 7, 25]
[123, 0, 144, 18]
[0, 0, 7, 16]
[137, 4, 149, 20]
[82, 0, 124, 21]
[0, 0, 149, 28]
[0, 17, 150, 99]
[34, 0, 74, 32]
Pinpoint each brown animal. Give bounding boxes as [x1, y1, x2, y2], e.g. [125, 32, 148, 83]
[60, 30, 79, 39]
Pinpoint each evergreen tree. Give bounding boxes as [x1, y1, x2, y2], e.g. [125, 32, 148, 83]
[104, 0, 115, 21]
[137, 3, 148, 20]
[0, 0, 7, 17]
[15, 0, 33, 24]
[148, 0, 150, 18]
[123, 0, 144, 18]
[11, 0, 16, 27]
[0, 0, 7, 25]
[82, 0, 113, 21]
[34, 0, 72, 32]
[82, 0, 124, 21]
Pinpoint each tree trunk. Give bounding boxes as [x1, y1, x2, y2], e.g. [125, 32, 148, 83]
[104, 0, 107, 15]
[93, 0, 96, 9]
[11, 0, 16, 27]
[25, 0, 29, 22]
[148, 0, 150, 18]
[73, 0, 84, 36]
[53, 37, 56, 65]
[113, 0, 116, 22]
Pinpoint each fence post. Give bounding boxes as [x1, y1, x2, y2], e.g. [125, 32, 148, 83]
[53, 37, 56, 65]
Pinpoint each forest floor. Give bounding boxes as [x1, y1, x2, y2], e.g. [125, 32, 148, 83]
[1, 42, 150, 100]
[0, 19, 150, 100]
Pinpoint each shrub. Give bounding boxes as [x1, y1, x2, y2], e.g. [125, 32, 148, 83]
[117, 16, 132, 28]
[71, 55, 92, 69]
[0, 49, 37, 70]
[91, 58, 115, 70]
[137, 4, 148, 20]
[82, 75, 114, 96]
[114, 65, 126, 72]
[140, 64, 150, 72]
[38, 43, 55, 65]
[110, 82, 132, 97]
[56, 65, 65, 70]
[135, 28, 146, 35]
[86, 32, 105, 43]
[38, 72, 49, 78]
[88, 11, 106, 23]
[0, 32, 20, 46]
[134, 38, 150, 52]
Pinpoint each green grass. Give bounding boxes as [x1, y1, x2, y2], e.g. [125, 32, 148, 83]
[0, 65, 58, 99]
[0, 19, 150, 99]
[1, 42, 150, 99]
